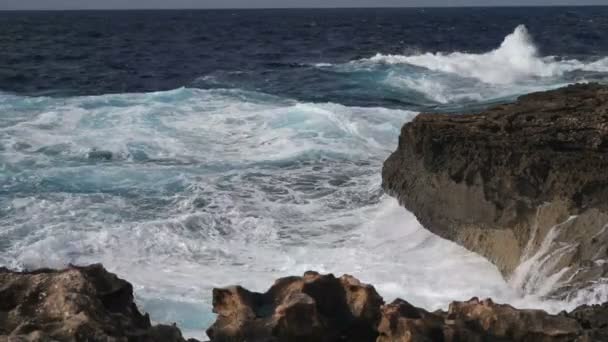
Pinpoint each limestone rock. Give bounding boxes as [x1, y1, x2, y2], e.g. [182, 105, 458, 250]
[378, 297, 592, 342]
[209, 272, 608, 341]
[206, 271, 384, 342]
[382, 83, 608, 298]
[0, 264, 192, 342]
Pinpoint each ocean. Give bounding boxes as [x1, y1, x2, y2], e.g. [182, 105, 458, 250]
[1, 7, 608, 337]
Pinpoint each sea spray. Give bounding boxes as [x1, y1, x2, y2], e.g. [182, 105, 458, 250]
[364, 25, 608, 84]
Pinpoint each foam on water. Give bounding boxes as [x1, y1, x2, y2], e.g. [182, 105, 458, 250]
[2, 26, 608, 336]
[0, 88, 418, 334]
[0, 87, 577, 339]
[366, 25, 608, 85]
[321, 25, 608, 106]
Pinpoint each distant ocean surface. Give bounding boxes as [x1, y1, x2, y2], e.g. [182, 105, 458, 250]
[2, 7, 608, 337]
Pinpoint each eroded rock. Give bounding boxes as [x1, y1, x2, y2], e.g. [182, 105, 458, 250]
[209, 272, 608, 341]
[0, 264, 192, 342]
[206, 271, 384, 342]
[378, 297, 588, 342]
[382, 83, 608, 298]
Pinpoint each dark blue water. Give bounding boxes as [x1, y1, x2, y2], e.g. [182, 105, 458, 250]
[2, 7, 608, 108]
[1, 7, 608, 338]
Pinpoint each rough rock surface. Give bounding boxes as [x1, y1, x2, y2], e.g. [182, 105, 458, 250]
[0, 264, 193, 342]
[567, 303, 608, 341]
[377, 298, 585, 342]
[2, 264, 607, 341]
[209, 272, 608, 341]
[206, 271, 384, 342]
[382, 83, 608, 298]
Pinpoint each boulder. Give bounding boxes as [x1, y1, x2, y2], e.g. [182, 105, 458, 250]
[382, 83, 608, 298]
[206, 271, 384, 342]
[0, 264, 192, 342]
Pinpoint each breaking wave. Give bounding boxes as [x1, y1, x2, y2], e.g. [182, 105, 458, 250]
[3, 23, 608, 340]
[365, 25, 608, 85]
[300, 25, 608, 107]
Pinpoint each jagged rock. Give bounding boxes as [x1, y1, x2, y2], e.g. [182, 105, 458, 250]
[377, 297, 595, 342]
[376, 299, 446, 342]
[0, 264, 193, 342]
[2, 265, 606, 342]
[209, 272, 608, 341]
[382, 83, 608, 298]
[566, 303, 608, 341]
[88, 150, 113, 161]
[206, 271, 384, 342]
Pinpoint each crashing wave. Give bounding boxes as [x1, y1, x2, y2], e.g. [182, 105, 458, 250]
[365, 25, 608, 85]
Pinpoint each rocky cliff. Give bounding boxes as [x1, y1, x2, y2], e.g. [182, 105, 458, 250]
[382, 83, 608, 298]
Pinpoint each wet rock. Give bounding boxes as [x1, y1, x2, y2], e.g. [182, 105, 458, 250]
[566, 303, 608, 341]
[0, 264, 193, 342]
[206, 271, 384, 342]
[88, 149, 113, 160]
[382, 83, 608, 298]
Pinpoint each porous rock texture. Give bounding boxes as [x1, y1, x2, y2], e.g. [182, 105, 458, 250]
[382, 83, 608, 298]
[208, 272, 608, 341]
[0, 264, 193, 342]
[2, 265, 607, 341]
[206, 271, 384, 342]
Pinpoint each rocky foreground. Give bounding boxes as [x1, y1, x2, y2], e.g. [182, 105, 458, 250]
[207, 270, 608, 342]
[0, 264, 193, 342]
[2, 264, 608, 341]
[383, 83, 608, 298]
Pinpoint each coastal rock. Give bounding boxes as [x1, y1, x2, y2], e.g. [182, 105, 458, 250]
[0, 264, 192, 342]
[382, 83, 608, 298]
[566, 303, 608, 341]
[2, 265, 607, 342]
[209, 272, 608, 341]
[87, 150, 113, 161]
[206, 271, 384, 342]
[378, 297, 591, 342]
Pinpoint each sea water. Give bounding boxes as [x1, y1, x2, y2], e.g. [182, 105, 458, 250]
[1, 7, 608, 338]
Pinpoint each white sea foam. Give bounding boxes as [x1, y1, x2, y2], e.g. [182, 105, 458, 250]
[366, 25, 608, 85]
[0, 88, 422, 335]
[0, 86, 605, 339]
[303, 25, 608, 105]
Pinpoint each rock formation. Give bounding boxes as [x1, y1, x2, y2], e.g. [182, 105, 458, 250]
[0, 264, 193, 342]
[1, 265, 607, 341]
[382, 83, 608, 298]
[208, 272, 608, 341]
[377, 298, 585, 342]
[206, 271, 384, 342]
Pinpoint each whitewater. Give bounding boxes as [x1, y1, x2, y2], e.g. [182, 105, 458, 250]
[1, 25, 608, 338]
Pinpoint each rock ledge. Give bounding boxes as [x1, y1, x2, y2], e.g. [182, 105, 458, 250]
[382, 83, 608, 297]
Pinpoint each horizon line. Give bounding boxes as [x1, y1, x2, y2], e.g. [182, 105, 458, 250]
[1, 4, 607, 11]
